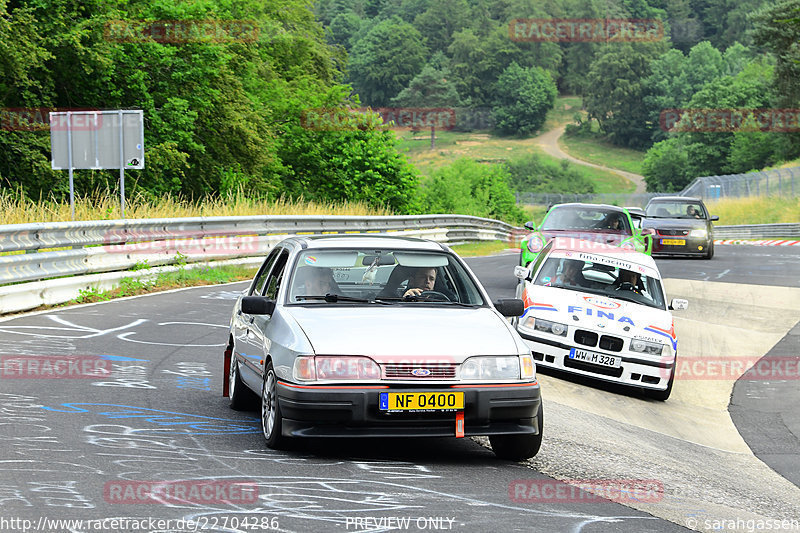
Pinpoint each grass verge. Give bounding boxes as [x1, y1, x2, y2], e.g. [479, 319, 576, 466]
[707, 196, 800, 225]
[68, 264, 258, 305]
[450, 240, 515, 256]
[559, 134, 645, 175]
[0, 189, 392, 224]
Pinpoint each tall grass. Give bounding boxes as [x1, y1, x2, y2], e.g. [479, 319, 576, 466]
[0, 189, 393, 224]
[707, 196, 800, 225]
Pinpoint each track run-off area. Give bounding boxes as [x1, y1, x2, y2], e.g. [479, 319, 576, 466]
[0, 244, 798, 533]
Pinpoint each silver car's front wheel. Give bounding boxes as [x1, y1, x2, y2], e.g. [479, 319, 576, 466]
[261, 362, 285, 449]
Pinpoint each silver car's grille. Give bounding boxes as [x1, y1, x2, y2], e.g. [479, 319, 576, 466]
[656, 229, 689, 236]
[383, 363, 457, 379]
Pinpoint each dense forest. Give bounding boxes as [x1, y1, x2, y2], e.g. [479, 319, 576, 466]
[1, 0, 798, 222]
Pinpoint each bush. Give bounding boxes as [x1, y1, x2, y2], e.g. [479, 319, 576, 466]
[505, 154, 595, 194]
[419, 158, 526, 224]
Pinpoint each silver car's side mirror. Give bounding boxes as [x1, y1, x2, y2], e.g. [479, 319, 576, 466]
[669, 298, 689, 310]
[513, 265, 528, 280]
[242, 296, 276, 315]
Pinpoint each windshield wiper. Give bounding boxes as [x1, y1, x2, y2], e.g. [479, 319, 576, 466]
[373, 296, 479, 307]
[296, 294, 391, 304]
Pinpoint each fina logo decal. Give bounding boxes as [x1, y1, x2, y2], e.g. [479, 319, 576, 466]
[583, 296, 621, 310]
[304, 256, 318, 265]
[411, 368, 431, 377]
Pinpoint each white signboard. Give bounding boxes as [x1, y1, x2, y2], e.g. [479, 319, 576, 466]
[50, 110, 144, 170]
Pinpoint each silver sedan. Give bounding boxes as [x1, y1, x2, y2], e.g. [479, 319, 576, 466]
[223, 235, 543, 460]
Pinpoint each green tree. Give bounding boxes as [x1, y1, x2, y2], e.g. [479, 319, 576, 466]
[491, 62, 557, 136]
[642, 137, 691, 191]
[584, 42, 666, 148]
[326, 12, 363, 49]
[391, 53, 461, 148]
[348, 17, 428, 105]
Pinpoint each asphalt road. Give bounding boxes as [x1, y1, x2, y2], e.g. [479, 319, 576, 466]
[0, 243, 796, 532]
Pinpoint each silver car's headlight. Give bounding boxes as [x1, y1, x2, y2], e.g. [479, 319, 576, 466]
[689, 229, 707, 238]
[522, 317, 568, 337]
[293, 356, 381, 381]
[630, 339, 664, 355]
[461, 356, 523, 380]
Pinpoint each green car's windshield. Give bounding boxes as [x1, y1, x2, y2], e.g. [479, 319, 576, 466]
[288, 249, 486, 306]
[541, 206, 633, 235]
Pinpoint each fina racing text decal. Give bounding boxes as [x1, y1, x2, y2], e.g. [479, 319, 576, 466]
[567, 305, 635, 326]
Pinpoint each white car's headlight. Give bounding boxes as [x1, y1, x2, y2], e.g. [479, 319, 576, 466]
[523, 317, 568, 337]
[461, 356, 521, 380]
[689, 229, 707, 238]
[630, 339, 664, 355]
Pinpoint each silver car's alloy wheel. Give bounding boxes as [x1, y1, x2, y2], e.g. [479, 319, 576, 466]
[262, 369, 277, 439]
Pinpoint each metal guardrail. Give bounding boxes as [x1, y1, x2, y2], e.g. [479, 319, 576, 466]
[0, 215, 518, 285]
[713, 223, 800, 239]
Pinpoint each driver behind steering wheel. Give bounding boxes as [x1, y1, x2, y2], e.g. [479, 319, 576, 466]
[615, 269, 642, 295]
[403, 267, 438, 298]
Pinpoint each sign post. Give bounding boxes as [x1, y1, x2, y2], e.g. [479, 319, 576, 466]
[50, 110, 144, 220]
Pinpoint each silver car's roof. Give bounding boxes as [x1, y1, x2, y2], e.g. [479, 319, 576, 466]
[286, 234, 450, 252]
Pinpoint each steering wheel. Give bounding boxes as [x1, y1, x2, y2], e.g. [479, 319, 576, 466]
[413, 290, 452, 302]
[615, 282, 640, 294]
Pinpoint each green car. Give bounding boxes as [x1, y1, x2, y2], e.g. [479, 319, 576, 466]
[519, 203, 653, 267]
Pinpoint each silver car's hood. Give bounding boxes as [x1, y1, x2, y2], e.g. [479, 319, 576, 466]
[284, 306, 519, 361]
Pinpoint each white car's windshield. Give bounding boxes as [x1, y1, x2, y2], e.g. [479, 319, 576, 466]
[533, 257, 666, 309]
[288, 249, 486, 306]
[541, 206, 632, 234]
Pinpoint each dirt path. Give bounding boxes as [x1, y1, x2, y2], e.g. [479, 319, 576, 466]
[533, 125, 647, 193]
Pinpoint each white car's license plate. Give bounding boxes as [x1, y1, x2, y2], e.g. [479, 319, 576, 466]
[569, 348, 621, 368]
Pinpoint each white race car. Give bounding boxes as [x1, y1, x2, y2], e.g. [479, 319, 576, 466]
[513, 238, 687, 400]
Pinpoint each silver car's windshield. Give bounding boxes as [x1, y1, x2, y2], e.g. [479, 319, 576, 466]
[533, 257, 666, 309]
[287, 249, 486, 306]
[541, 206, 632, 234]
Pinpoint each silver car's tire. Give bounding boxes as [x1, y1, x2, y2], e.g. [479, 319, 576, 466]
[229, 350, 257, 411]
[261, 362, 287, 449]
[490, 405, 543, 460]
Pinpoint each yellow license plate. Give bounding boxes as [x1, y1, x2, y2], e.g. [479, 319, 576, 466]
[661, 238, 685, 245]
[379, 392, 464, 411]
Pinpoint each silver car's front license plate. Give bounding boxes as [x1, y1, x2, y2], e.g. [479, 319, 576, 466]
[569, 348, 621, 368]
